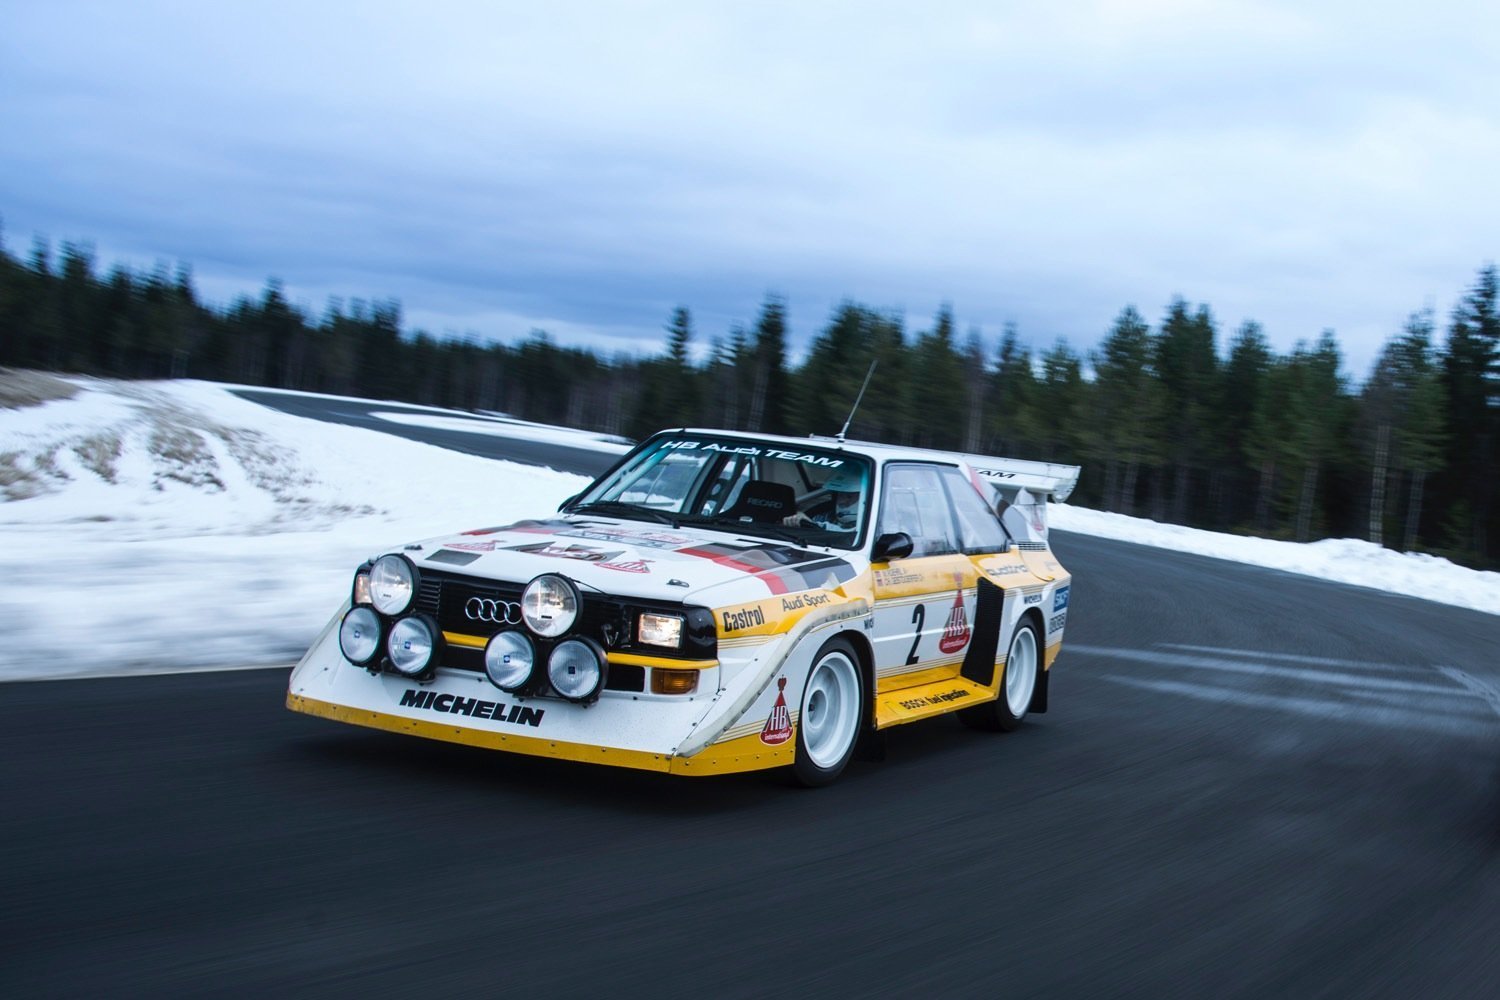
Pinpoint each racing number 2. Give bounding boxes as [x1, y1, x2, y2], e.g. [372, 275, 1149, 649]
[905, 604, 925, 665]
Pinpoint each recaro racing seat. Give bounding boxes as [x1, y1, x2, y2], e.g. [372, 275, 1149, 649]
[722, 481, 796, 523]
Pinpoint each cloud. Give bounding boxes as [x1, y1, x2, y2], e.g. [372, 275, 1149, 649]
[3, 1, 1498, 379]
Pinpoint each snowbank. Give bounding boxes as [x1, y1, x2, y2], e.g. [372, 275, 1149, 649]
[1049, 506, 1500, 616]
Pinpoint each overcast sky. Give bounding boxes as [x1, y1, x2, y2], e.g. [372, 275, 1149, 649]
[3, 1, 1497, 379]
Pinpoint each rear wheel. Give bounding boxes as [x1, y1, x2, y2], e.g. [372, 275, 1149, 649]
[791, 638, 864, 787]
[960, 617, 1040, 732]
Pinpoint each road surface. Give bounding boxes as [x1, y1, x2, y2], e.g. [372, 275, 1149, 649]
[4, 394, 1497, 997]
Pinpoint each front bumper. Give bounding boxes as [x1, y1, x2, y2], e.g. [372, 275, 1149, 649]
[286, 607, 796, 776]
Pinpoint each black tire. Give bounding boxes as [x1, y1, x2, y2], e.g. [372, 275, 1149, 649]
[960, 617, 1041, 733]
[791, 637, 866, 787]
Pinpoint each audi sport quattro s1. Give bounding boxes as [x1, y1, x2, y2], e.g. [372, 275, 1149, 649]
[286, 430, 1080, 785]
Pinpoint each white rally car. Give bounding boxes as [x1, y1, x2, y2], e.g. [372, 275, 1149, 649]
[287, 430, 1079, 785]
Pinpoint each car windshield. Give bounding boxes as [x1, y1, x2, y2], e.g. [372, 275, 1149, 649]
[567, 435, 873, 550]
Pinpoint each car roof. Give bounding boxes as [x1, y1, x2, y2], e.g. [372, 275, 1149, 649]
[668, 428, 961, 465]
[666, 429, 1081, 500]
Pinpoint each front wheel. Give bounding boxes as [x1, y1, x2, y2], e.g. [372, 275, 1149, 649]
[791, 638, 865, 787]
[960, 617, 1040, 732]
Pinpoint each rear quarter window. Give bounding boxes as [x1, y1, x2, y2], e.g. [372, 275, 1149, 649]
[938, 467, 1010, 553]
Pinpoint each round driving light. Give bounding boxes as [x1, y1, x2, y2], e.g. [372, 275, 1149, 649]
[521, 574, 580, 638]
[547, 638, 607, 703]
[387, 615, 441, 677]
[484, 631, 535, 692]
[370, 554, 417, 616]
[338, 606, 382, 666]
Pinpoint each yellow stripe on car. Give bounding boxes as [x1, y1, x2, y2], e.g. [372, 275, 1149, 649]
[287, 692, 792, 775]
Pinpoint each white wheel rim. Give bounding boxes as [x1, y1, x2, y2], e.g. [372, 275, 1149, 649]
[801, 651, 860, 769]
[1004, 626, 1038, 718]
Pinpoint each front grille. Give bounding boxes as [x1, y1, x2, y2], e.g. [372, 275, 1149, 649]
[415, 572, 524, 634]
[413, 568, 713, 690]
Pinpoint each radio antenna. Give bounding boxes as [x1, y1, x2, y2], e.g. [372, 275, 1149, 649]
[836, 360, 878, 443]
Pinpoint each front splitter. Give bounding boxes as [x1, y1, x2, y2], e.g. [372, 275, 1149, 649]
[286, 693, 794, 776]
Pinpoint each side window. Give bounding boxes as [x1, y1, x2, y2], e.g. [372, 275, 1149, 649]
[876, 464, 958, 557]
[938, 467, 1010, 553]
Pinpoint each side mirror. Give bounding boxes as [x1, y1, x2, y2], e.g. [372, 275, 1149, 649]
[872, 532, 914, 562]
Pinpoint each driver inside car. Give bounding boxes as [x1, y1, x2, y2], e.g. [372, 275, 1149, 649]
[783, 471, 863, 531]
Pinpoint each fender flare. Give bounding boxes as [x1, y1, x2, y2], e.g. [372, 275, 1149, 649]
[673, 599, 871, 758]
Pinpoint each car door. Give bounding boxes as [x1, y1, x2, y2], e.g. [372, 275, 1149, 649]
[869, 463, 979, 692]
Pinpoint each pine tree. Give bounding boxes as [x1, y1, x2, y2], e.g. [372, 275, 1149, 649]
[863, 310, 911, 444]
[1153, 299, 1220, 522]
[1037, 339, 1084, 463]
[1091, 306, 1159, 514]
[794, 301, 875, 437]
[963, 328, 987, 453]
[1392, 311, 1446, 551]
[1283, 332, 1345, 541]
[987, 323, 1037, 457]
[1438, 265, 1498, 559]
[54, 242, 101, 372]
[1247, 350, 1295, 533]
[627, 307, 700, 436]
[911, 305, 966, 449]
[666, 306, 692, 368]
[0, 227, 21, 367]
[748, 295, 790, 434]
[664, 305, 699, 425]
[707, 330, 739, 428]
[1362, 338, 1401, 546]
[1219, 321, 1271, 527]
[253, 279, 304, 389]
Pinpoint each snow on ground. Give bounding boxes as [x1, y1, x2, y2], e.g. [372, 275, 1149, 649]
[1049, 506, 1500, 617]
[0, 376, 1495, 681]
[0, 379, 589, 680]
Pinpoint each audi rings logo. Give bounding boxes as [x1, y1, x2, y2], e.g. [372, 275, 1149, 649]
[465, 597, 524, 625]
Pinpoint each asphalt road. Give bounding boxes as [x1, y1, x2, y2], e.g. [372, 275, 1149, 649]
[229, 388, 624, 477]
[4, 398, 1499, 997]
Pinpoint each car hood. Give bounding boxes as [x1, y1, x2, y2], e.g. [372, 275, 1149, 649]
[395, 516, 861, 605]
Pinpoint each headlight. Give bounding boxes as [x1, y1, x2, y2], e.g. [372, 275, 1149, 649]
[637, 612, 684, 649]
[370, 554, 417, 616]
[338, 606, 382, 666]
[522, 574, 580, 638]
[547, 637, 607, 703]
[484, 630, 535, 692]
[387, 615, 441, 677]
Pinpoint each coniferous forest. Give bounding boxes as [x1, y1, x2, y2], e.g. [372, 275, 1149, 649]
[1, 229, 1496, 569]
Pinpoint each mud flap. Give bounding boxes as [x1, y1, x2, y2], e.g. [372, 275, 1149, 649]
[1031, 663, 1049, 713]
[959, 576, 1004, 687]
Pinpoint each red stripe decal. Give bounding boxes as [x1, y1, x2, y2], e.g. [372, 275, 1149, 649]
[679, 547, 791, 595]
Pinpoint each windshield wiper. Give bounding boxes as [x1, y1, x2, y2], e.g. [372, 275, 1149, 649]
[568, 501, 681, 526]
[726, 523, 814, 544]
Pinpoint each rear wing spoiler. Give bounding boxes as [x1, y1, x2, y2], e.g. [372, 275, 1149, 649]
[959, 454, 1081, 503]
